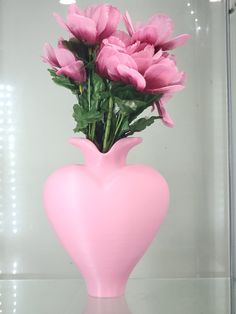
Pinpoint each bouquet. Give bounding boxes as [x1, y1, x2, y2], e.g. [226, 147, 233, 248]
[42, 3, 189, 152]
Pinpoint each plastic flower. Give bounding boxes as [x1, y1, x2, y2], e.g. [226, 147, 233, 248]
[152, 94, 174, 127]
[42, 2, 189, 142]
[42, 42, 86, 82]
[96, 38, 185, 94]
[96, 45, 146, 90]
[124, 12, 190, 50]
[54, 3, 121, 45]
[102, 31, 148, 54]
[143, 53, 185, 93]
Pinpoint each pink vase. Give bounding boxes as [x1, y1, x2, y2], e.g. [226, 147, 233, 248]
[43, 137, 169, 298]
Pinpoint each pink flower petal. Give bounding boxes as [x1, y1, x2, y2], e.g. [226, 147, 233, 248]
[115, 52, 138, 69]
[54, 48, 76, 67]
[99, 6, 121, 40]
[132, 26, 158, 45]
[161, 109, 174, 127]
[90, 4, 109, 35]
[135, 21, 143, 30]
[85, 4, 98, 18]
[57, 37, 65, 49]
[133, 57, 153, 74]
[112, 30, 132, 46]
[108, 53, 138, 80]
[96, 46, 119, 78]
[155, 100, 174, 127]
[132, 44, 155, 58]
[146, 84, 185, 93]
[68, 4, 84, 15]
[67, 14, 97, 44]
[42, 43, 60, 67]
[117, 64, 146, 90]
[147, 14, 173, 44]
[127, 42, 149, 54]
[102, 36, 126, 52]
[144, 63, 179, 89]
[97, 46, 137, 74]
[106, 55, 124, 80]
[56, 60, 86, 82]
[152, 49, 163, 63]
[132, 45, 154, 74]
[53, 13, 70, 32]
[161, 34, 191, 50]
[123, 11, 135, 36]
[160, 93, 173, 104]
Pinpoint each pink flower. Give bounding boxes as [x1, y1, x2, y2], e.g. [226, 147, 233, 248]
[96, 37, 185, 94]
[96, 34, 186, 128]
[53, 4, 121, 45]
[152, 94, 174, 127]
[124, 12, 190, 50]
[103, 31, 148, 54]
[130, 44, 156, 74]
[96, 45, 146, 90]
[42, 42, 86, 82]
[143, 53, 185, 94]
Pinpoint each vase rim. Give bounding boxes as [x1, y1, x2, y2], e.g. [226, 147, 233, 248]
[69, 136, 143, 156]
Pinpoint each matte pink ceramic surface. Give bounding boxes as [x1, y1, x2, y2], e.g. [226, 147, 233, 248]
[43, 137, 169, 297]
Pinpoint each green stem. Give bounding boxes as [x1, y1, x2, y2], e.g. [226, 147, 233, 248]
[103, 97, 113, 152]
[87, 47, 97, 141]
[87, 76, 91, 109]
[115, 113, 125, 136]
[90, 122, 96, 140]
[87, 73, 91, 137]
[108, 113, 125, 147]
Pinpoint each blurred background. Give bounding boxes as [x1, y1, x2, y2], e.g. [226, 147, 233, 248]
[0, 0, 235, 313]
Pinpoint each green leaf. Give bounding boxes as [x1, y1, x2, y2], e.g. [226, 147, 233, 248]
[100, 99, 109, 113]
[111, 82, 162, 104]
[114, 97, 142, 114]
[114, 96, 155, 123]
[117, 116, 130, 138]
[92, 73, 106, 94]
[111, 83, 162, 123]
[127, 101, 151, 123]
[48, 69, 78, 92]
[78, 91, 88, 109]
[62, 39, 89, 63]
[128, 116, 159, 135]
[73, 124, 87, 134]
[73, 104, 103, 131]
[90, 73, 107, 110]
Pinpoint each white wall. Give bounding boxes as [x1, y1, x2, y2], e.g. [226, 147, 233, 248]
[0, 0, 230, 279]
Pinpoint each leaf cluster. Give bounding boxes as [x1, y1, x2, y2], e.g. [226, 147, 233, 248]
[47, 43, 163, 152]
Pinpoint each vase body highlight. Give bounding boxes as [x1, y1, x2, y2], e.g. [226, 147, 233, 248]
[43, 137, 169, 297]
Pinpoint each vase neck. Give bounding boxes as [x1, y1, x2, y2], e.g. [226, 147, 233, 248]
[70, 137, 142, 172]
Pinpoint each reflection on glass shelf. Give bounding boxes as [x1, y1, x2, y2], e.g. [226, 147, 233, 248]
[0, 278, 230, 314]
[83, 296, 132, 314]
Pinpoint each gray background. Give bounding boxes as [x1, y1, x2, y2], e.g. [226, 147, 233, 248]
[230, 1, 236, 282]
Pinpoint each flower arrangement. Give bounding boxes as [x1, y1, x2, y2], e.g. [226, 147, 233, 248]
[42, 3, 189, 152]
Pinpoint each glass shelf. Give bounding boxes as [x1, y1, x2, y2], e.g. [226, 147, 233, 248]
[0, 278, 231, 314]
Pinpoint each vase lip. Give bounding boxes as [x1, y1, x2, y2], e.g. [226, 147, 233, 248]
[69, 136, 143, 156]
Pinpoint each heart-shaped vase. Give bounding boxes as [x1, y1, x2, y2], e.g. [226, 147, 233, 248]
[43, 137, 169, 297]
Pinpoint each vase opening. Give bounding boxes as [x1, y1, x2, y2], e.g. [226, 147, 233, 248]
[69, 136, 142, 171]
